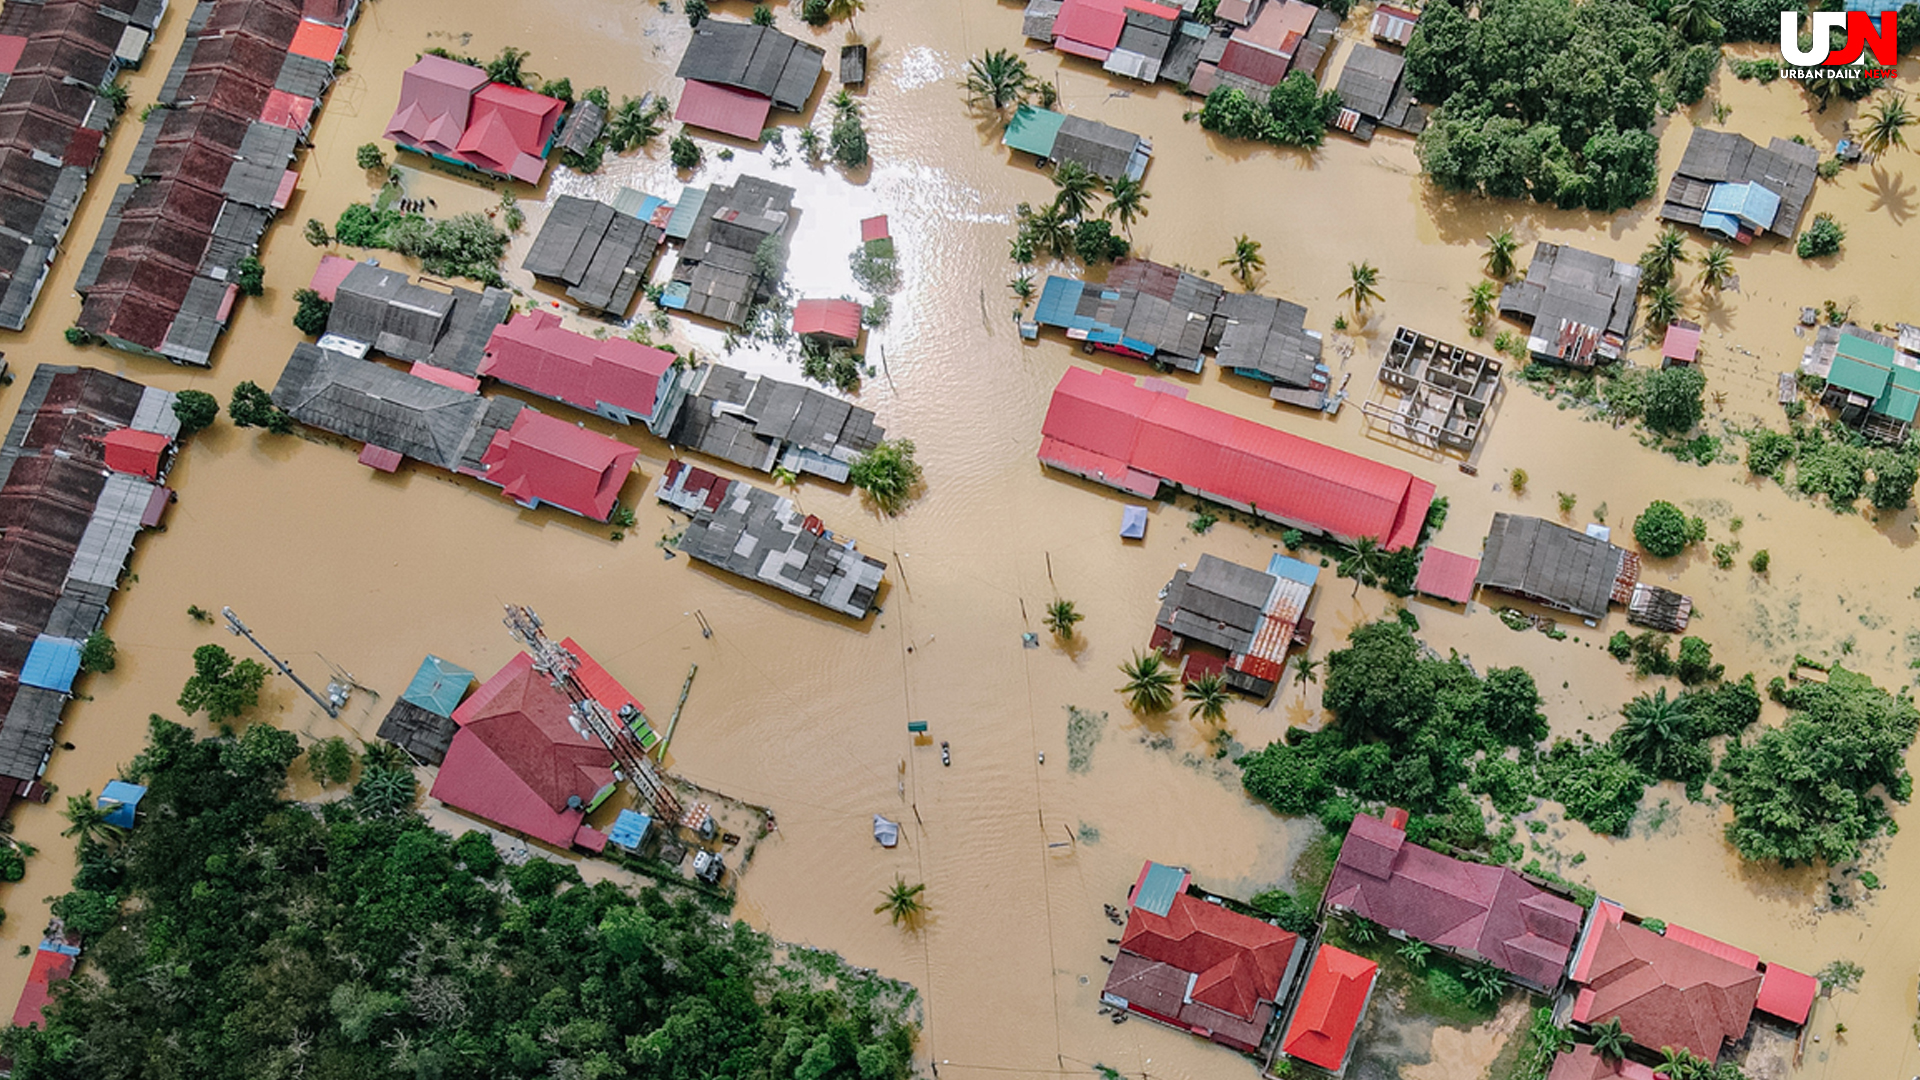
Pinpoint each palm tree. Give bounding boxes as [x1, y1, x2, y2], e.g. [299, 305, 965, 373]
[485, 46, 531, 89]
[875, 876, 926, 926]
[1103, 176, 1149, 237]
[771, 465, 799, 491]
[1697, 244, 1734, 294]
[60, 791, 123, 848]
[826, 0, 865, 29]
[1044, 598, 1083, 640]
[1341, 536, 1385, 596]
[1665, 0, 1716, 40]
[1465, 280, 1498, 335]
[1183, 672, 1230, 723]
[1638, 228, 1688, 290]
[963, 49, 1029, 115]
[1861, 93, 1914, 157]
[1643, 284, 1682, 331]
[1010, 272, 1036, 305]
[1220, 234, 1264, 291]
[1292, 652, 1320, 686]
[1340, 261, 1383, 318]
[1027, 202, 1073, 260]
[1615, 688, 1691, 777]
[605, 95, 663, 152]
[1656, 1047, 1697, 1079]
[1484, 228, 1519, 279]
[1051, 161, 1101, 220]
[1117, 651, 1178, 713]
[1588, 1018, 1631, 1061]
[1397, 940, 1432, 968]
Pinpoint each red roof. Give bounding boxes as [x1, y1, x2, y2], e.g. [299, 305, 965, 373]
[385, 55, 488, 154]
[431, 726, 588, 848]
[480, 310, 674, 423]
[1755, 964, 1817, 1025]
[860, 215, 890, 243]
[478, 409, 639, 522]
[1040, 367, 1434, 549]
[1662, 924, 1757, 970]
[408, 362, 481, 393]
[431, 651, 616, 824]
[793, 298, 863, 343]
[1219, 37, 1293, 86]
[1661, 321, 1701, 364]
[1413, 547, 1480, 604]
[1283, 944, 1378, 1072]
[1546, 1045, 1662, 1080]
[287, 19, 345, 61]
[1324, 812, 1585, 989]
[0, 35, 25, 76]
[385, 57, 559, 182]
[10, 947, 74, 1028]
[562, 635, 645, 718]
[308, 254, 357, 301]
[674, 78, 773, 140]
[101, 428, 169, 479]
[260, 88, 314, 131]
[1052, 0, 1180, 58]
[1570, 905, 1762, 1059]
[357, 443, 402, 472]
[1103, 891, 1298, 1052]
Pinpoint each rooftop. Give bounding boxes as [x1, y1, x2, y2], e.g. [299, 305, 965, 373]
[1495, 242, 1640, 367]
[664, 175, 794, 327]
[272, 343, 490, 470]
[1474, 512, 1635, 620]
[665, 363, 884, 483]
[674, 19, 824, 111]
[480, 310, 676, 427]
[522, 194, 664, 316]
[1570, 902, 1762, 1060]
[1661, 129, 1820, 239]
[384, 56, 563, 183]
[475, 408, 640, 522]
[1104, 881, 1300, 1054]
[1281, 944, 1378, 1074]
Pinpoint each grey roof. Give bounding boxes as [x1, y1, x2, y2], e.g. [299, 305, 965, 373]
[276, 53, 335, 100]
[839, 43, 867, 86]
[1107, 7, 1180, 82]
[667, 363, 883, 482]
[1295, 8, 1342, 78]
[155, 0, 213, 104]
[1475, 512, 1625, 620]
[203, 202, 271, 276]
[329, 262, 455, 361]
[1023, 0, 1064, 40]
[1154, 554, 1276, 655]
[44, 581, 111, 640]
[1661, 129, 1820, 237]
[560, 99, 605, 156]
[524, 195, 662, 315]
[663, 471, 886, 618]
[454, 394, 526, 474]
[669, 176, 794, 327]
[430, 285, 513, 376]
[0, 686, 65, 783]
[271, 343, 492, 469]
[1160, 18, 1212, 84]
[1213, 291, 1322, 388]
[1336, 44, 1404, 121]
[377, 699, 459, 765]
[1053, 115, 1146, 181]
[68, 472, 154, 589]
[675, 20, 825, 111]
[158, 275, 236, 367]
[1495, 242, 1640, 366]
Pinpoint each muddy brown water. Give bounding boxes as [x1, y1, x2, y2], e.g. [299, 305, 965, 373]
[0, 0, 1915, 1076]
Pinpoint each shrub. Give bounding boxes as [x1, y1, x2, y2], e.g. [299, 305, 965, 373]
[849, 439, 922, 516]
[1508, 467, 1528, 494]
[1684, 673, 1761, 738]
[670, 133, 701, 169]
[228, 381, 292, 435]
[1539, 737, 1644, 836]
[1869, 452, 1918, 510]
[1643, 366, 1705, 435]
[64, 326, 90, 346]
[1669, 44, 1719, 105]
[1633, 500, 1692, 557]
[1073, 219, 1129, 264]
[1675, 636, 1723, 686]
[303, 218, 330, 246]
[1250, 889, 1317, 934]
[1749, 549, 1770, 574]
[1607, 630, 1633, 661]
[1282, 528, 1304, 549]
[1746, 429, 1794, 476]
[79, 630, 116, 674]
[684, 0, 709, 25]
[801, 0, 829, 24]
[354, 143, 385, 170]
[830, 93, 868, 168]
[1796, 441, 1867, 506]
[1797, 213, 1845, 259]
[172, 389, 218, 435]
[292, 287, 332, 336]
[232, 255, 265, 297]
[1631, 632, 1674, 677]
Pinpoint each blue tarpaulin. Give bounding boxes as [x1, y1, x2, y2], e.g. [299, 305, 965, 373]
[20, 636, 81, 693]
[1120, 505, 1148, 539]
[402, 655, 477, 718]
[1266, 553, 1321, 586]
[99, 780, 146, 829]
[607, 808, 652, 851]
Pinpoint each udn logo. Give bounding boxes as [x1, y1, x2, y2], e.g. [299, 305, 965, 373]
[1779, 11, 1898, 68]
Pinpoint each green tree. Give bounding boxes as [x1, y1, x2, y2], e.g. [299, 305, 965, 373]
[1589, 1017, 1631, 1061]
[303, 217, 330, 246]
[1292, 652, 1320, 686]
[351, 766, 416, 816]
[1639, 227, 1688, 290]
[1183, 672, 1231, 724]
[669, 132, 701, 170]
[1221, 234, 1264, 291]
[1103, 176, 1149, 236]
[485, 46, 530, 87]
[1340, 261, 1383, 318]
[1870, 452, 1917, 510]
[307, 736, 356, 787]
[1633, 500, 1692, 557]
[79, 630, 116, 674]
[1043, 599, 1083, 640]
[1797, 213, 1844, 259]
[60, 791, 124, 849]
[826, 0, 865, 24]
[1485, 228, 1519, 279]
[292, 287, 332, 335]
[1024, 202, 1073, 261]
[964, 49, 1029, 114]
[232, 255, 265, 298]
[1072, 219, 1128, 265]
[751, 3, 775, 25]
[171, 389, 218, 435]
[1050, 160, 1100, 220]
[849, 439, 922, 516]
[1665, 0, 1718, 39]
[684, 0, 709, 25]
[604, 95, 665, 152]
[1697, 243, 1733, 293]
[1339, 536, 1386, 596]
[830, 90, 868, 168]
[1675, 636, 1722, 686]
[176, 643, 269, 725]
[1642, 284, 1681, 331]
[1264, 70, 1341, 147]
[1613, 688, 1692, 777]
[1860, 93, 1913, 157]
[228, 381, 292, 434]
[354, 142, 385, 170]
[875, 876, 926, 926]
[1118, 651, 1177, 713]
[1643, 365, 1705, 435]
[1465, 280, 1497, 335]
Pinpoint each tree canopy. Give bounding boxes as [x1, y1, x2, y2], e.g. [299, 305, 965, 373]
[175, 643, 268, 726]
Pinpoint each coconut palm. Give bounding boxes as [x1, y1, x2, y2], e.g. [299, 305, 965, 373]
[61, 791, 124, 848]
[1220, 234, 1264, 291]
[875, 876, 926, 926]
[1861, 93, 1914, 157]
[1665, 0, 1717, 41]
[1183, 672, 1231, 723]
[1026, 202, 1073, 260]
[1103, 176, 1150, 237]
[1484, 228, 1519, 279]
[1697, 243, 1734, 294]
[1615, 688, 1692, 777]
[485, 46, 531, 89]
[1341, 536, 1385, 596]
[1638, 227, 1688, 290]
[1051, 161, 1101, 220]
[1643, 284, 1682, 331]
[605, 95, 664, 152]
[1588, 1018, 1631, 1061]
[1340, 261, 1383, 318]
[826, 0, 865, 28]
[1465, 280, 1498, 335]
[963, 49, 1029, 114]
[1117, 650, 1178, 713]
[1292, 652, 1320, 686]
[1044, 598, 1083, 640]
[1010, 272, 1036, 305]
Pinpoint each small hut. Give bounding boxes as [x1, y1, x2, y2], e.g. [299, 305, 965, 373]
[840, 44, 867, 86]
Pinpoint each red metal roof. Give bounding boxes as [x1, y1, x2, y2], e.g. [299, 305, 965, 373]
[1283, 944, 1377, 1072]
[478, 409, 640, 522]
[562, 635, 645, 718]
[1570, 913, 1762, 1059]
[101, 428, 168, 479]
[480, 310, 674, 423]
[357, 443, 402, 472]
[307, 253, 356, 301]
[1219, 37, 1292, 86]
[456, 83, 563, 183]
[674, 78, 773, 140]
[1413, 548, 1480, 604]
[385, 55, 488, 155]
[1040, 367, 1434, 549]
[0, 35, 25, 76]
[1755, 963, 1816, 1025]
[792, 298, 862, 343]
[260, 88, 314, 131]
[287, 19, 344, 61]
[408, 362, 481, 394]
[10, 947, 74, 1029]
[860, 214, 889, 242]
[435, 651, 616, 818]
[1662, 321, 1701, 364]
[1662, 924, 1758, 969]
[1052, 0, 1179, 58]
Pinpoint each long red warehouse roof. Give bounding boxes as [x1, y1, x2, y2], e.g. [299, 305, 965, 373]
[1040, 367, 1434, 549]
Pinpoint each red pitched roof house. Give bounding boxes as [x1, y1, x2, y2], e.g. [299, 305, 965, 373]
[480, 310, 679, 431]
[10, 945, 76, 1028]
[674, 78, 772, 140]
[1323, 811, 1587, 991]
[792, 298, 863, 346]
[1102, 887, 1302, 1053]
[474, 409, 640, 522]
[1568, 902, 1762, 1059]
[1412, 547, 1480, 605]
[1545, 1045, 1663, 1080]
[427, 651, 621, 849]
[101, 428, 171, 480]
[1279, 944, 1378, 1076]
[1039, 366, 1435, 549]
[1051, 0, 1181, 60]
[384, 56, 561, 183]
[1661, 320, 1701, 366]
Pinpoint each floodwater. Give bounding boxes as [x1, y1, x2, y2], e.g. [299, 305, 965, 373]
[0, 0, 1915, 1076]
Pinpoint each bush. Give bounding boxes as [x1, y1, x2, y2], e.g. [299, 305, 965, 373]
[1675, 636, 1723, 686]
[354, 142, 385, 170]
[1607, 630, 1633, 661]
[1797, 213, 1845, 259]
[292, 287, 332, 336]
[1282, 528, 1304, 549]
[830, 93, 868, 169]
[684, 0, 709, 25]
[1731, 57, 1780, 82]
[228, 381, 293, 435]
[670, 133, 701, 169]
[1631, 632, 1674, 677]
[232, 255, 265, 297]
[1633, 500, 1692, 557]
[79, 630, 116, 674]
[849, 439, 923, 516]
[1796, 440, 1867, 506]
[1746, 429, 1794, 476]
[172, 389, 218, 435]
[1072, 219, 1129, 264]
[1238, 740, 1333, 816]
[50, 888, 118, 938]
[176, 643, 269, 725]
[1539, 737, 1645, 836]
[1197, 72, 1340, 148]
[1869, 453, 1917, 510]
[801, 0, 829, 24]
[64, 326, 90, 346]
[1250, 889, 1318, 933]
[1684, 673, 1761, 738]
[1749, 548, 1769, 573]
[1643, 365, 1706, 435]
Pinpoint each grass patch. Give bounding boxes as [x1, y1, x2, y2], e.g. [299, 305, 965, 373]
[1066, 706, 1106, 774]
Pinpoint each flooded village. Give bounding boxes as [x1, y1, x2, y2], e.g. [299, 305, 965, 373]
[0, 0, 1910, 1077]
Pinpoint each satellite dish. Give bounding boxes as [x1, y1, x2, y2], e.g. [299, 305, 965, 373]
[567, 795, 583, 811]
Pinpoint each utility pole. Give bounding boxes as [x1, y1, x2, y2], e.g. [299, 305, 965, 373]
[222, 606, 339, 718]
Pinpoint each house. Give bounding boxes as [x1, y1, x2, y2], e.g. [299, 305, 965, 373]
[666, 363, 884, 483]
[384, 54, 564, 182]
[1001, 105, 1152, 181]
[377, 655, 474, 765]
[661, 175, 794, 327]
[1213, 291, 1326, 402]
[559, 96, 604, 156]
[1192, 0, 1339, 97]
[657, 461, 886, 619]
[1474, 513, 1639, 621]
[674, 20, 823, 138]
[522, 194, 665, 316]
[272, 343, 492, 471]
[1331, 44, 1427, 141]
[1370, 4, 1419, 46]
[428, 650, 624, 850]
[1368, 327, 1503, 451]
[793, 298, 863, 347]
[1322, 812, 1588, 992]
[1816, 329, 1920, 443]
[1150, 553, 1316, 699]
[480, 310, 684, 435]
[319, 261, 512, 376]
[474, 409, 640, 522]
[1276, 943, 1378, 1077]
[97, 779, 145, 828]
[1495, 243, 1641, 368]
[1660, 129, 1819, 242]
[1101, 2, 1181, 82]
[1413, 548, 1481, 605]
[1032, 273, 1213, 373]
[1039, 367, 1436, 549]
[1567, 901, 1762, 1060]
[101, 428, 171, 480]
[1661, 320, 1701, 367]
[1046, 0, 1183, 62]
[11, 941, 77, 1028]
[1101, 861, 1305, 1054]
[1545, 1045, 1664, 1080]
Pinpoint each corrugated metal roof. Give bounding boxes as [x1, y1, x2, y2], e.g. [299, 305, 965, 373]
[19, 635, 80, 693]
[1003, 105, 1067, 159]
[402, 654, 476, 718]
[67, 472, 154, 588]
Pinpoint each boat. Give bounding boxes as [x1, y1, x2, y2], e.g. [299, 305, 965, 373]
[940, 741, 951, 767]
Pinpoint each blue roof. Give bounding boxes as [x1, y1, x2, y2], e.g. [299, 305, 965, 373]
[608, 808, 652, 849]
[1034, 276, 1087, 330]
[20, 635, 81, 693]
[1843, 0, 1902, 11]
[1704, 182, 1780, 231]
[402, 655, 477, 718]
[663, 187, 708, 241]
[99, 780, 146, 829]
[1266, 553, 1321, 586]
[1699, 210, 1743, 240]
[1134, 861, 1188, 917]
[1120, 505, 1148, 538]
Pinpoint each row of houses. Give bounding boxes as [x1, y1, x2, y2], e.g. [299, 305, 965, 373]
[0, 365, 181, 810]
[75, 0, 357, 365]
[0, 0, 164, 331]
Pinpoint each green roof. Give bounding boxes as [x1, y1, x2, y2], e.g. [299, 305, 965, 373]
[1826, 351, 1890, 398]
[1880, 364, 1920, 422]
[1003, 105, 1066, 159]
[1826, 333, 1920, 423]
[402, 655, 476, 718]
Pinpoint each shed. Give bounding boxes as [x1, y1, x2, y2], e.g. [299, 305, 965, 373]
[375, 699, 459, 765]
[860, 215, 890, 244]
[1475, 512, 1632, 620]
[1120, 504, 1148, 538]
[608, 807, 652, 851]
[793, 298, 863, 344]
[357, 444, 402, 472]
[1369, 4, 1419, 45]
[840, 43, 867, 85]
[102, 428, 170, 480]
[402, 655, 477, 717]
[20, 635, 82, 693]
[1413, 548, 1480, 605]
[1755, 963, 1817, 1025]
[1661, 320, 1701, 366]
[98, 780, 146, 828]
